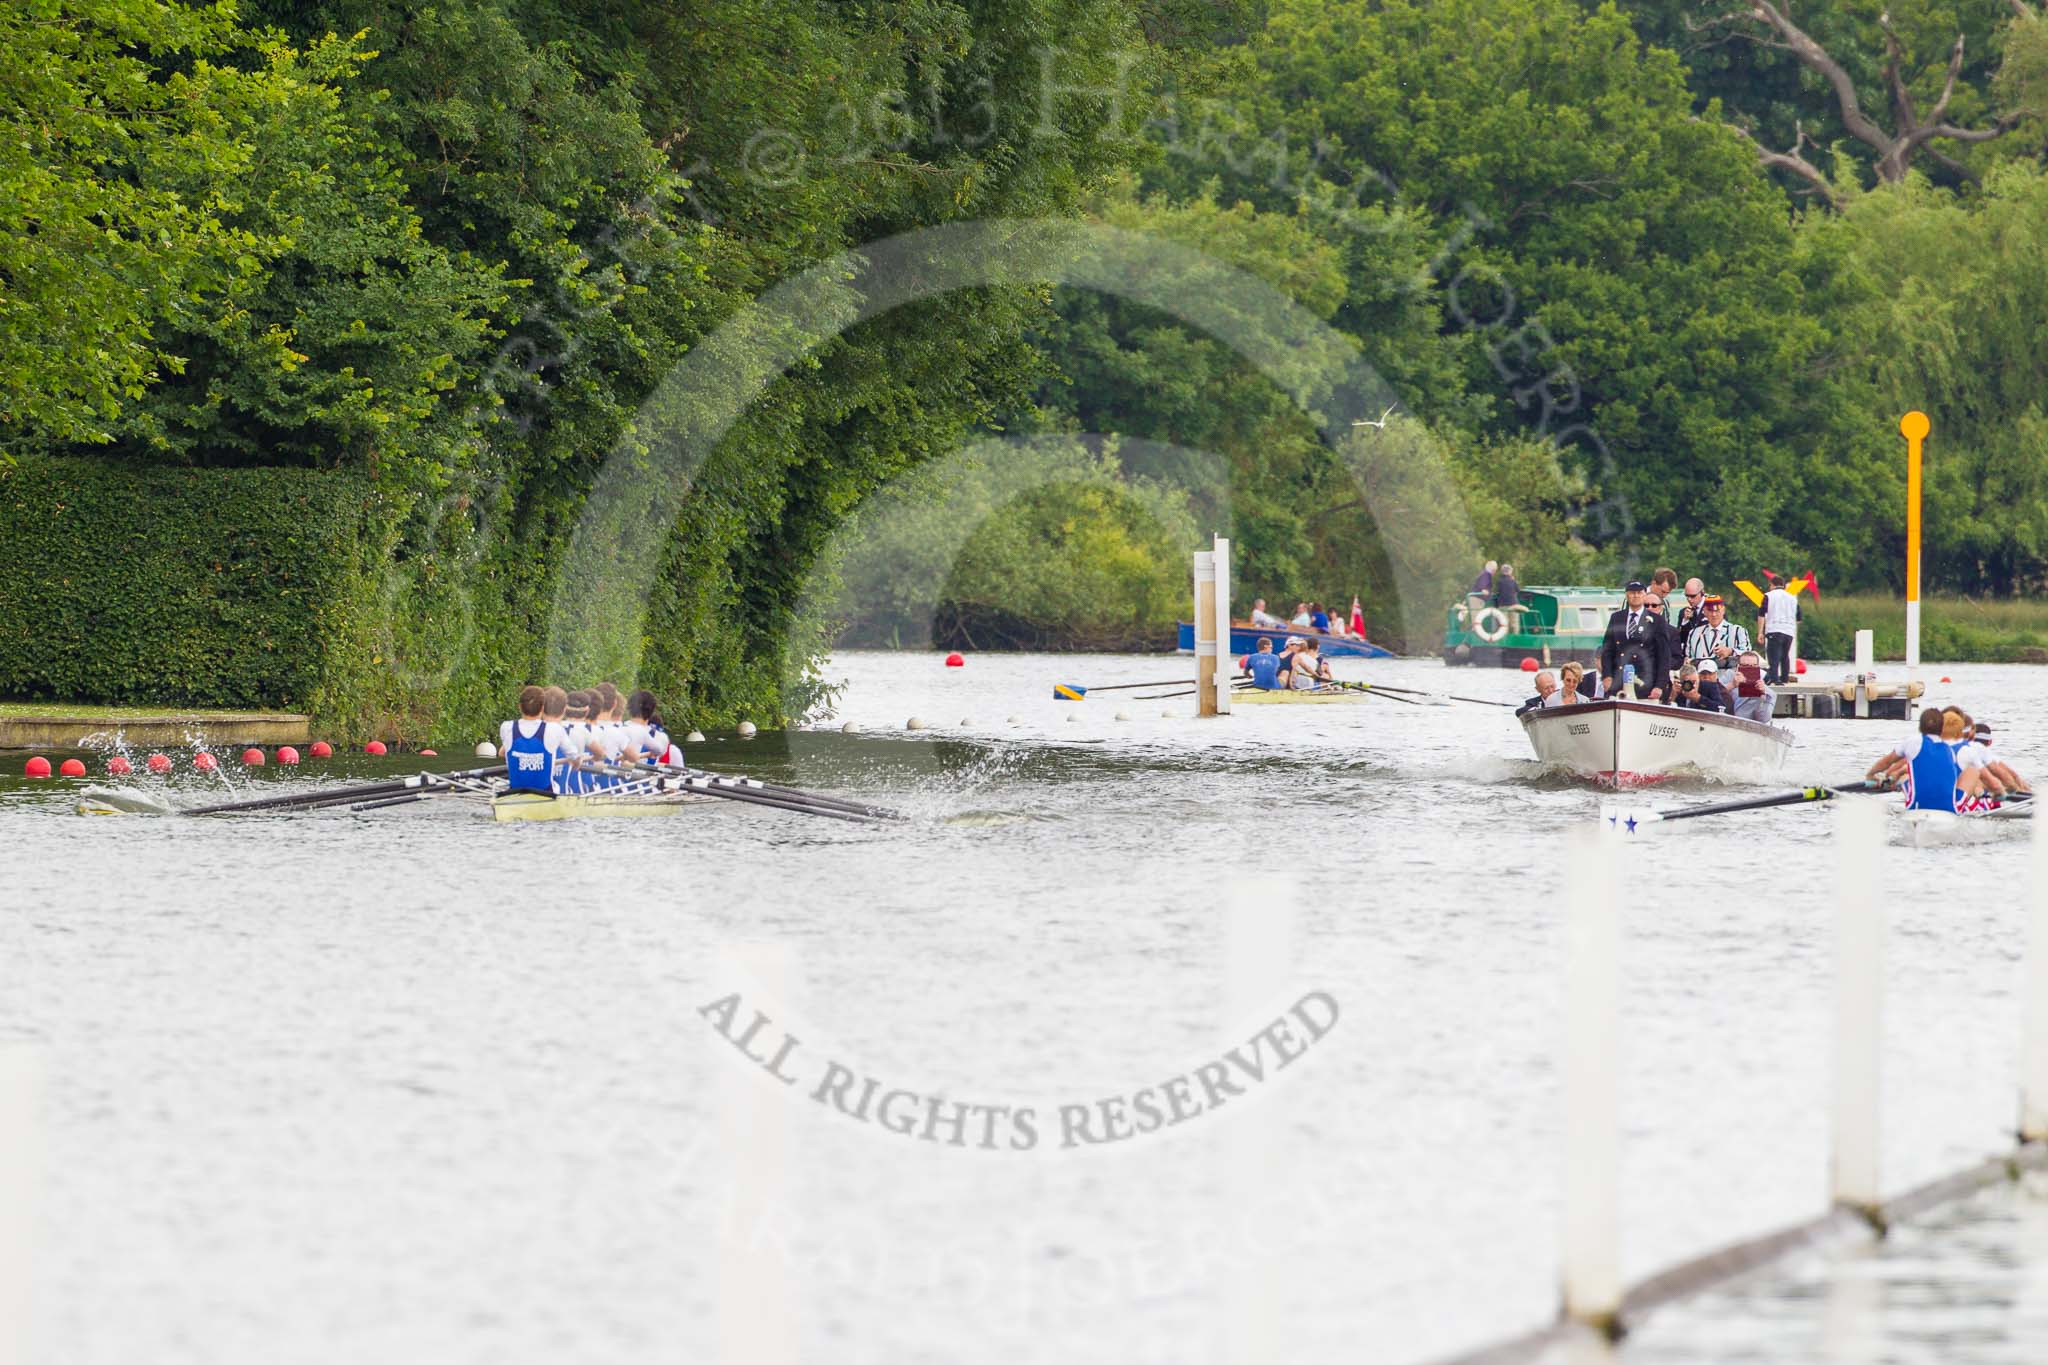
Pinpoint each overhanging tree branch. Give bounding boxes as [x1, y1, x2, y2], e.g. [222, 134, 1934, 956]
[1700, 1, 2030, 194]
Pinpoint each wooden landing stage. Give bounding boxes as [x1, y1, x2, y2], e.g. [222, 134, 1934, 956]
[1770, 680, 1920, 721]
[0, 709, 311, 750]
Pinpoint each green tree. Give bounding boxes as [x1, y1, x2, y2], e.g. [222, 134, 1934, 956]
[0, 1, 285, 446]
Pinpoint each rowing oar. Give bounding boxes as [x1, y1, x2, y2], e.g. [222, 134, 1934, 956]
[1321, 679, 1439, 706]
[1054, 679, 1194, 701]
[1602, 780, 1884, 831]
[612, 762, 901, 823]
[622, 760, 899, 820]
[1356, 681, 1513, 708]
[180, 766, 502, 817]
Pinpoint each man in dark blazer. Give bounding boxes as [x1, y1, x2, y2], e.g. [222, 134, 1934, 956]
[1599, 580, 1669, 701]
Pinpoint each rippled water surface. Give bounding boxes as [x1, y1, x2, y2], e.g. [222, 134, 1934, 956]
[2, 652, 2044, 1364]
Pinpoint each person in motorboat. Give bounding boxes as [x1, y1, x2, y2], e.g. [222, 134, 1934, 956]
[1559, 659, 1602, 702]
[1866, 707, 2003, 812]
[1671, 577, 1708, 654]
[1516, 670, 1562, 715]
[1599, 580, 1670, 701]
[1684, 595, 1751, 671]
[1249, 598, 1287, 628]
[1728, 651, 1775, 723]
[1672, 660, 1733, 714]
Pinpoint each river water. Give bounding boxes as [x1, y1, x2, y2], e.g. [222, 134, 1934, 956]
[2, 651, 2044, 1365]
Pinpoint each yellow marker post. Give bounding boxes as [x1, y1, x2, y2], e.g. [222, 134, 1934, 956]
[1900, 411, 1929, 672]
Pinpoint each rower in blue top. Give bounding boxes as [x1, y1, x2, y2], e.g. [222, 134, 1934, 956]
[1242, 637, 1285, 690]
[503, 684, 563, 794]
[1865, 706, 1995, 812]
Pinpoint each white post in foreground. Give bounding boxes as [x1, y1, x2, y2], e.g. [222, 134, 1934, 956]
[1562, 826, 1623, 1331]
[2021, 815, 2048, 1141]
[715, 945, 797, 1365]
[1193, 550, 1219, 718]
[1211, 536, 1233, 716]
[1831, 800, 1886, 1217]
[1853, 629, 1875, 719]
[1222, 891, 1293, 1365]
[0, 1048, 44, 1365]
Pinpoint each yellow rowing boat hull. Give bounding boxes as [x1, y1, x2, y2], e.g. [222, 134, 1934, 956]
[491, 789, 708, 823]
[1231, 687, 1370, 706]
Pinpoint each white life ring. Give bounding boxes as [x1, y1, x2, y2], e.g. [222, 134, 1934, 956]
[1471, 607, 1511, 643]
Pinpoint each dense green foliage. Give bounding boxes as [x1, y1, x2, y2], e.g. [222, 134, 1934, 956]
[0, 456, 379, 711]
[3, 0, 2043, 732]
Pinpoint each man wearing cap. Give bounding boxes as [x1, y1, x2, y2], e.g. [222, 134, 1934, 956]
[1685, 595, 1752, 670]
[1599, 580, 1669, 701]
[1689, 660, 1734, 713]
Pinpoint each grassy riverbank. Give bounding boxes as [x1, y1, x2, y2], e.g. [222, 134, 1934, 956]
[1799, 594, 2048, 664]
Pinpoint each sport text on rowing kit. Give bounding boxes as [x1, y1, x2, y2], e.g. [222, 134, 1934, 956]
[699, 987, 1340, 1153]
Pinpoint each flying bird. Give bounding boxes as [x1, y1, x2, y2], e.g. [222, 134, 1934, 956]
[1351, 403, 1400, 429]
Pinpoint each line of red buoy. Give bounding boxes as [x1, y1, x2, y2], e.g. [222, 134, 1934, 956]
[22, 740, 346, 777]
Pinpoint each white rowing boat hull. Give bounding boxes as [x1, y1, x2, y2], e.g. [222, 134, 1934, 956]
[491, 789, 709, 823]
[1887, 797, 2034, 847]
[1521, 700, 1794, 786]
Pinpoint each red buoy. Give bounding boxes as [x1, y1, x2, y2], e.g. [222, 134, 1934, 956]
[364, 740, 387, 756]
[943, 652, 964, 667]
[1940, 676, 1952, 684]
[277, 746, 300, 765]
[146, 753, 173, 774]
[1795, 659, 1807, 675]
[241, 748, 265, 766]
[419, 749, 437, 757]
[309, 741, 332, 759]
[59, 758, 87, 777]
[193, 752, 219, 772]
[1520, 656, 1539, 672]
[107, 756, 133, 776]
[24, 756, 51, 779]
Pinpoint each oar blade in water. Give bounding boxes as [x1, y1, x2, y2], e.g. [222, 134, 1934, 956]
[74, 786, 176, 817]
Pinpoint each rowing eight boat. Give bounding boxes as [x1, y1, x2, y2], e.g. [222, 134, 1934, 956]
[1231, 687, 1371, 706]
[1887, 795, 2034, 847]
[490, 787, 708, 822]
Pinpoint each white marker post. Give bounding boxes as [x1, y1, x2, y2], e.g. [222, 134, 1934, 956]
[1853, 629, 1875, 719]
[1223, 892, 1292, 1365]
[1831, 800, 1886, 1217]
[2022, 816, 2048, 1142]
[1561, 826, 1623, 1331]
[1194, 550, 1219, 718]
[1211, 536, 1233, 717]
[715, 946, 798, 1365]
[0, 1048, 43, 1365]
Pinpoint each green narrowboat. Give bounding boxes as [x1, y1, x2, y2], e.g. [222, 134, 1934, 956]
[1443, 585, 1623, 668]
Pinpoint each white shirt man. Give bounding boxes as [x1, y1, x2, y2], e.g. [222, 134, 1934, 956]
[1249, 599, 1286, 628]
[1759, 584, 1800, 683]
[1761, 586, 1798, 634]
